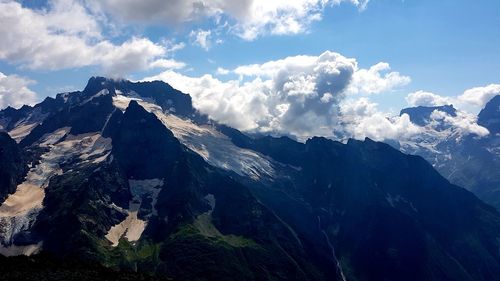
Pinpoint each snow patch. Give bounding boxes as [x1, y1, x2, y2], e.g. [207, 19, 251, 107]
[105, 202, 146, 247]
[112, 94, 275, 179]
[7, 107, 49, 143]
[0, 128, 112, 250]
[81, 89, 109, 105]
[112, 91, 145, 112]
[8, 123, 38, 142]
[105, 179, 164, 247]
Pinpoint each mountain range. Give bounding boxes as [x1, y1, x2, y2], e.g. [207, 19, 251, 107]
[399, 96, 500, 210]
[0, 77, 499, 281]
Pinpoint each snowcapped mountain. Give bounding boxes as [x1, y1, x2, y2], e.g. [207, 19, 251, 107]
[399, 97, 500, 210]
[0, 77, 499, 281]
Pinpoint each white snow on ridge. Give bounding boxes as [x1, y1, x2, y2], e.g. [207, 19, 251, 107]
[105, 179, 163, 247]
[159, 113, 275, 180]
[0, 128, 112, 255]
[8, 123, 39, 142]
[6, 107, 49, 143]
[112, 92, 141, 112]
[111, 94, 275, 180]
[81, 89, 109, 105]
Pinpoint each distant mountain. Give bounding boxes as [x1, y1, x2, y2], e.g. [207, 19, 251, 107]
[0, 77, 499, 281]
[400, 97, 500, 210]
[401, 104, 457, 126]
[478, 95, 500, 135]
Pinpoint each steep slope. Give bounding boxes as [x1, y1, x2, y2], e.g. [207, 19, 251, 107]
[0, 133, 28, 201]
[0, 84, 343, 280]
[0, 77, 499, 281]
[220, 129, 500, 281]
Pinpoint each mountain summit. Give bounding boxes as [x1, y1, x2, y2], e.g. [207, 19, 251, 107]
[0, 77, 499, 281]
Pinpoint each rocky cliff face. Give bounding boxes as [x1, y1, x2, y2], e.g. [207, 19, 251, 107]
[0, 132, 28, 201]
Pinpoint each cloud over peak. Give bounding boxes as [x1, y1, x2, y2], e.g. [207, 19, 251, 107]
[406, 90, 453, 107]
[146, 50, 411, 141]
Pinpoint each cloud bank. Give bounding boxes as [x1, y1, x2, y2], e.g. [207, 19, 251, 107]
[146, 51, 412, 141]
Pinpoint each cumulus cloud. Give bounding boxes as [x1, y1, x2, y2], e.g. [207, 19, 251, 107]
[347, 62, 410, 94]
[232, 56, 409, 95]
[0, 0, 179, 75]
[0, 72, 38, 109]
[96, 0, 370, 41]
[145, 49, 495, 143]
[146, 51, 414, 140]
[339, 98, 421, 141]
[458, 84, 500, 109]
[406, 90, 453, 107]
[350, 113, 421, 141]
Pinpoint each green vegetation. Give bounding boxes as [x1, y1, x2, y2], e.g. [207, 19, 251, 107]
[191, 213, 259, 248]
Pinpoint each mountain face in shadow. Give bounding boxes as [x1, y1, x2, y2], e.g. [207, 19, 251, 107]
[0, 77, 499, 281]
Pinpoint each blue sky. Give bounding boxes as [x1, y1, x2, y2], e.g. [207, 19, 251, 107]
[1, 0, 499, 139]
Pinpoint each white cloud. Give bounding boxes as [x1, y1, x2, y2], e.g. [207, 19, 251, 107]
[0, 1, 170, 75]
[98, 38, 167, 76]
[225, 0, 371, 40]
[350, 113, 421, 141]
[145, 50, 494, 143]
[190, 29, 212, 51]
[458, 84, 500, 109]
[406, 90, 453, 107]
[96, 0, 369, 41]
[216, 67, 230, 75]
[339, 97, 421, 141]
[0, 72, 38, 109]
[149, 59, 186, 70]
[146, 51, 413, 141]
[347, 62, 411, 94]
[233, 53, 408, 96]
[146, 51, 357, 139]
